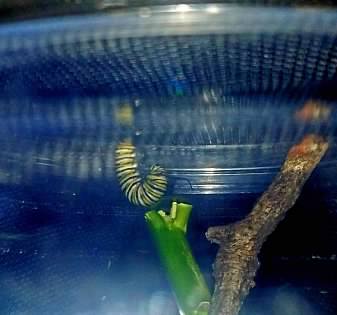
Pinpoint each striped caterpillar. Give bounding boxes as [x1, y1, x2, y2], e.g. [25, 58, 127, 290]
[115, 141, 167, 207]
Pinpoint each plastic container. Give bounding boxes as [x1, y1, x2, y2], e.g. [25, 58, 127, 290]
[0, 4, 336, 315]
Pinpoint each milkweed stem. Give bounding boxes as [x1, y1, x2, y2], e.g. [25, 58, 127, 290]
[145, 202, 211, 315]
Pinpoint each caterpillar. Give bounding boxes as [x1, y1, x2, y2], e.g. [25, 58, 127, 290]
[115, 141, 167, 207]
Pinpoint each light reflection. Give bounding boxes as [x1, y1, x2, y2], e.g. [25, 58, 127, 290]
[206, 5, 220, 14]
[204, 168, 218, 174]
[175, 4, 192, 13]
[139, 7, 152, 18]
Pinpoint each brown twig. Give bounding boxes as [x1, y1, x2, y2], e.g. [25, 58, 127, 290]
[206, 134, 329, 315]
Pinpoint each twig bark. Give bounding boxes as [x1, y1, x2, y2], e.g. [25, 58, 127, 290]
[206, 134, 329, 315]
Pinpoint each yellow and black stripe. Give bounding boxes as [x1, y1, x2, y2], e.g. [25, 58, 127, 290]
[115, 141, 167, 207]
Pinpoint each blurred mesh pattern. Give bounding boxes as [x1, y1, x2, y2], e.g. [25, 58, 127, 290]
[0, 5, 336, 315]
[0, 7, 336, 192]
[0, 7, 337, 97]
[0, 94, 336, 195]
[2, 33, 337, 97]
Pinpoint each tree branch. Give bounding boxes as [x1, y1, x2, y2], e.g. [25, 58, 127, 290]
[206, 134, 329, 315]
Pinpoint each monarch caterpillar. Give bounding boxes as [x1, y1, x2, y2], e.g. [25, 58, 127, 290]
[115, 141, 168, 207]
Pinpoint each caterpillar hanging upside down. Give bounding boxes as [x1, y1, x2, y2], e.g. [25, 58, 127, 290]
[115, 141, 168, 207]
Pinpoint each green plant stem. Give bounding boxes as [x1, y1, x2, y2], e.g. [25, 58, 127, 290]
[145, 202, 211, 315]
